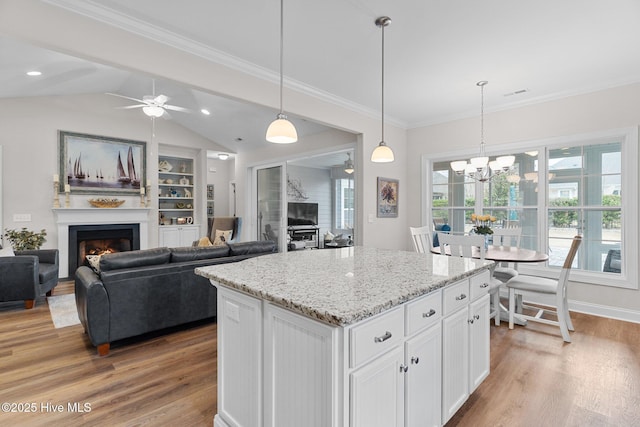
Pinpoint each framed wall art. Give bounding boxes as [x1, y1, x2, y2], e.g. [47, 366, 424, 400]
[58, 131, 146, 195]
[377, 177, 398, 218]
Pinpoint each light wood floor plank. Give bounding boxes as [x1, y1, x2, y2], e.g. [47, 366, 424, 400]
[1, 281, 639, 426]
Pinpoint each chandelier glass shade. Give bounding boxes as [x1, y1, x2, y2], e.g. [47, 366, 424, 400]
[450, 81, 514, 182]
[371, 16, 394, 163]
[266, 0, 298, 144]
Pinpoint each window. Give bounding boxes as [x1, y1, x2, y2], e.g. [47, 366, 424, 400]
[334, 178, 354, 231]
[427, 128, 637, 289]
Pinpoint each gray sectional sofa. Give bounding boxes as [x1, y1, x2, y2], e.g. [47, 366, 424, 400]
[75, 241, 276, 355]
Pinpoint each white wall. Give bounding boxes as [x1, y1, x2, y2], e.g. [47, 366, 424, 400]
[0, 93, 229, 249]
[0, 1, 410, 251]
[206, 157, 234, 216]
[407, 83, 640, 317]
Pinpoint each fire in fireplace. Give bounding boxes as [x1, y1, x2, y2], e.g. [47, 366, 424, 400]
[68, 224, 140, 278]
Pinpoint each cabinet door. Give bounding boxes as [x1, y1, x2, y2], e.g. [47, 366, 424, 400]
[405, 325, 441, 427]
[441, 307, 469, 425]
[158, 226, 180, 247]
[179, 225, 200, 246]
[351, 346, 404, 427]
[469, 294, 490, 393]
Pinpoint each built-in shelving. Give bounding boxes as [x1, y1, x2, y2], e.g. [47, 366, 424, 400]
[158, 155, 195, 226]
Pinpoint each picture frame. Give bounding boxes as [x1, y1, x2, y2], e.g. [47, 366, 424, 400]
[58, 131, 146, 195]
[377, 177, 398, 218]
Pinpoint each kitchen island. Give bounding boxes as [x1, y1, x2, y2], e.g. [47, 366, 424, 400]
[196, 246, 494, 427]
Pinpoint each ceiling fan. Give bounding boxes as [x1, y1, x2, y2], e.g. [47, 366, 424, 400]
[106, 81, 189, 118]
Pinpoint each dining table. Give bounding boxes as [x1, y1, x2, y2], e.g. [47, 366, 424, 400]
[431, 244, 549, 323]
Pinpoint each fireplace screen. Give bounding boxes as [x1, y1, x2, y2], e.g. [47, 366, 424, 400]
[68, 224, 140, 277]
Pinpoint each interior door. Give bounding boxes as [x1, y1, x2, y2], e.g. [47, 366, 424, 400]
[256, 164, 285, 251]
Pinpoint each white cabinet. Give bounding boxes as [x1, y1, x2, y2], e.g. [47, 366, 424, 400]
[441, 278, 491, 425]
[351, 346, 405, 427]
[405, 324, 442, 427]
[158, 224, 199, 247]
[213, 270, 490, 427]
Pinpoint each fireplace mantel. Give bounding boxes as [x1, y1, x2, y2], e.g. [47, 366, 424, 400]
[53, 208, 152, 278]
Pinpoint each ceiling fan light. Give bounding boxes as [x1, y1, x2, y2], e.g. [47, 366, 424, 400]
[143, 105, 164, 117]
[371, 142, 394, 162]
[469, 156, 489, 170]
[450, 161, 468, 172]
[266, 114, 298, 143]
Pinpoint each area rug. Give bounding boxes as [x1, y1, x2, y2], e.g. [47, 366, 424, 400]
[47, 294, 81, 328]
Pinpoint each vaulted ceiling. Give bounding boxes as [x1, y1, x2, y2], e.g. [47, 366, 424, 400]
[3, 0, 640, 154]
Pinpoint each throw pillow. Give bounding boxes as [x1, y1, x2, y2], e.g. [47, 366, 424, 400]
[0, 246, 15, 257]
[197, 236, 213, 247]
[86, 255, 102, 274]
[213, 229, 232, 246]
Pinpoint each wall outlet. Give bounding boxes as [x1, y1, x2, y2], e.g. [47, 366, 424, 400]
[368, 213, 375, 223]
[13, 213, 32, 222]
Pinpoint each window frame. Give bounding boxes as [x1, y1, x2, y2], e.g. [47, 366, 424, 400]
[423, 127, 638, 289]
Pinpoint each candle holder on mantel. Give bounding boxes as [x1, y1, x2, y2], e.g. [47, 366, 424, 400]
[140, 193, 146, 207]
[146, 184, 151, 207]
[53, 182, 60, 208]
[65, 188, 70, 208]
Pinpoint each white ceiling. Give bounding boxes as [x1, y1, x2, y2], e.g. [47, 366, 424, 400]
[4, 0, 640, 155]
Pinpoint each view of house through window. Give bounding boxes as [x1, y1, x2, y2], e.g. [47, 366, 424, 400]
[430, 139, 624, 279]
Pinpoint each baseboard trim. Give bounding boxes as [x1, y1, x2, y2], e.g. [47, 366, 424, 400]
[498, 289, 640, 324]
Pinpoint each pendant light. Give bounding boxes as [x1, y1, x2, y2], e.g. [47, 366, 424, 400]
[344, 152, 354, 174]
[266, 0, 298, 144]
[370, 16, 394, 163]
[450, 81, 514, 182]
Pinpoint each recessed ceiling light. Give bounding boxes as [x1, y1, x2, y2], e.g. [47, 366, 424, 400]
[218, 153, 229, 160]
[26, 71, 42, 76]
[200, 109, 210, 115]
[504, 88, 529, 97]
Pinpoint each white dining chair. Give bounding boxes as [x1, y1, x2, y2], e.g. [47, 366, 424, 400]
[507, 235, 582, 342]
[491, 226, 522, 283]
[409, 225, 432, 254]
[437, 232, 503, 325]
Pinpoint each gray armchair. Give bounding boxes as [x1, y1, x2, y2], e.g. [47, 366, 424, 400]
[0, 249, 59, 309]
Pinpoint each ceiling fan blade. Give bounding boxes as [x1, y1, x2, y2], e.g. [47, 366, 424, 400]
[117, 104, 146, 109]
[164, 104, 190, 113]
[106, 92, 146, 104]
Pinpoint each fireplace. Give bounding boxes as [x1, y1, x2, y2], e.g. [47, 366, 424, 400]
[68, 224, 140, 278]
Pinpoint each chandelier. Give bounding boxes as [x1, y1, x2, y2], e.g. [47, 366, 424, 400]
[450, 81, 514, 182]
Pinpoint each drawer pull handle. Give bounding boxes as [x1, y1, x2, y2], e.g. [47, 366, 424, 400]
[411, 356, 420, 365]
[400, 364, 409, 373]
[374, 331, 392, 343]
[422, 309, 436, 318]
[480, 282, 489, 288]
[468, 318, 474, 324]
[474, 314, 480, 320]
[455, 293, 467, 301]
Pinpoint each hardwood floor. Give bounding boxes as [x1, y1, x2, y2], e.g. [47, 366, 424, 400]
[1, 282, 639, 426]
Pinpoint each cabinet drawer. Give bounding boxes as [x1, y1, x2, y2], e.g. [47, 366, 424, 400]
[405, 290, 442, 336]
[442, 279, 470, 316]
[470, 270, 492, 301]
[350, 307, 403, 368]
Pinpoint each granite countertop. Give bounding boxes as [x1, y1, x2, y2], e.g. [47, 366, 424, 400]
[195, 246, 493, 326]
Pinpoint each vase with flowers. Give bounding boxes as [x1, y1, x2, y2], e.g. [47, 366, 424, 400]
[470, 214, 496, 248]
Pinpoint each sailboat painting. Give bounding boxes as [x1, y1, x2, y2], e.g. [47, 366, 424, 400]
[58, 131, 146, 195]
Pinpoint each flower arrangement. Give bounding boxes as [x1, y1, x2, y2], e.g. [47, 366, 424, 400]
[4, 227, 47, 250]
[471, 214, 496, 235]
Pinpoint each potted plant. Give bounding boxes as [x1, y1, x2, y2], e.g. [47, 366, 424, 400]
[4, 227, 47, 251]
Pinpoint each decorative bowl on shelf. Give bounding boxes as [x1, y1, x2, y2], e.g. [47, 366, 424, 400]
[158, 160, 173, 172]
[88, 198, 125, 208]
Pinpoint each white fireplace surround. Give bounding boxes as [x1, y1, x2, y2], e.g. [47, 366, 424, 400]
[53, 208, 151, 277]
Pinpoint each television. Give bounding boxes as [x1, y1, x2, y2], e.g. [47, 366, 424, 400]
[288, 202, 318, 226]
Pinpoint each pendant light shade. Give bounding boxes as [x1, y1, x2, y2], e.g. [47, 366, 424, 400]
[371, 16, 394, 163]
[344, 152, 355, 174]
[266, 0, 298, 143]
[266, 113, 298, 143]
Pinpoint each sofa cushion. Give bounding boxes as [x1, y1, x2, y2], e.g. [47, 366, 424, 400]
[170, 246, 230, 263]
[100, 247, 171, 272]
[227, 241, 277, 256]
